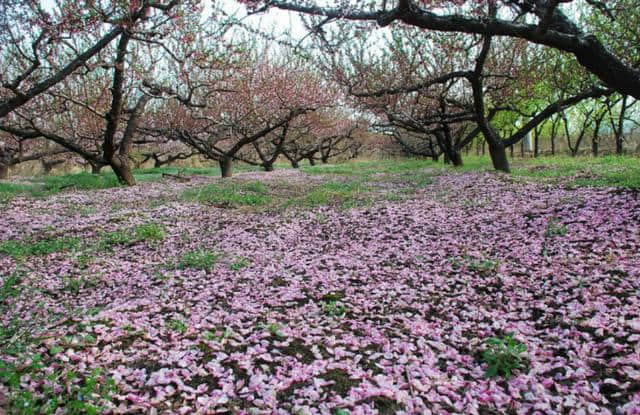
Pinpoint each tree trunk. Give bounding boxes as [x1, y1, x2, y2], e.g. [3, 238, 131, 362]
[616, 135, 624, 154]
[533, 128, 539, 158]
[488, 141, 510, 173]
[592, 137, 599, 157]
[0, 163, 8, 179]
[432, 153, 439, 162]
[291, 160, 300, 169]
[219, 157, 233, 178]
[451, 151, 463, 167]
[264, 163, 274, 172]
[91, 164, 102, 174]
[111, 157, 135, 186]
[321, 156, 329, 164]
[308, 157, 316, 166]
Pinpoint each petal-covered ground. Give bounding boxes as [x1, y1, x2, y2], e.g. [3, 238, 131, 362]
[1, 168, 640, 414]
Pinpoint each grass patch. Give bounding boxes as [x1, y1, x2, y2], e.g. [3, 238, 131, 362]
[0, 237, 80, 260]
[302, 158, 436, 177]
[177, 249, 221, 271]
[99, 222, 166, 249]
[510, 155, 640, 188]
[183, 181, 270, 207]
[286, 181, 366, 208]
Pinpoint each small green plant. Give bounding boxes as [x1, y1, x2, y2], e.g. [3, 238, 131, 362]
[0, 270, 22, 302]
[168, 319, 188, 334]
[482, 333, 527, 379]
[229, 256, 251, 270]
[134, 222, 166, 242]
[62, 277, 83, 294]
[99, 230, 134, 249]
[178, 249, 221, 271]
[203, 327, 233, 342]
[468, 258, 500, 274]
[263, 322, 286, 338]
[99, 222, 165, 250]
[334, 410, 351, 415]
[545, 218, 568, 237]
[322, 300, 348, 317]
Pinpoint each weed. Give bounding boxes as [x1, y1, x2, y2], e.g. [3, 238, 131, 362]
[322, 300, 348, 317]
[230, 256, 251, 270]
[134, 222, 166, 241]
[545, 218, 568, 237]
[178, 249, 221, 271]
[263, 322, 286, 338]
[168, 319, 188, 334]
[203, 327, 233, 342]
[482, 333, 527, 379]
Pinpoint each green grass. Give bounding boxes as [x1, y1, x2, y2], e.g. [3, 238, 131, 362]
[2, 155, 639, 207]
[183, 181, 271, 207]
[286, 181, 367, 208]
[99, 222, 166, 250]
[510, 155, 640, 188]
[0, 237, 81, 260]
[302, 158, 436, 176]
[177, 249, 222, 271]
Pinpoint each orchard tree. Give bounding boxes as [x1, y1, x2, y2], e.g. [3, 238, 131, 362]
[242, 0, 640, 100]
[0, 0, 167, 118]
[0, 0, 220, 185]
[0, 133, 66, 179]
[159, 57, 341, 177]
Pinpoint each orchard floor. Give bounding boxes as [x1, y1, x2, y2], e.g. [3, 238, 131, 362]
[1, 160, 640, 414]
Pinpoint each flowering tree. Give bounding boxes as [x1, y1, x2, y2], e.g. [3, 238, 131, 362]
[0, 0, 163, 118]
[0, 132, 66, 179]
[0, 0, 214, 185]
[158, 57, 341, 177]
[242, 0, 640, 100]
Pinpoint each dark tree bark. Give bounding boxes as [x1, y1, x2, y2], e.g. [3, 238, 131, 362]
[488, 140, 510, 172]
[308, 156, 316, 166]
[219, 157, 233, 178]
[90, 163, 103, 174]
[0, 163, 8, 179]
[264, 163, 274, 172]
[41, 159, 64, 174]
[291, 159, 300, 168]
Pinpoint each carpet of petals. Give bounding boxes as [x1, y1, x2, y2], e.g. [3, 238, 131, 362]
[1, 169, 639, 415]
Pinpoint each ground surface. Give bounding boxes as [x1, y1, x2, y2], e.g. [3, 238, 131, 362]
[1, 159, 640, 414]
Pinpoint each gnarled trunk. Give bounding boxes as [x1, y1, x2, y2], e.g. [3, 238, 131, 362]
[0, 163, 8, 179]
[308, 157, 316, 166]
[110, 156, 135, 186]
[219, 157, 233, 178]
[91, 163, 103, 174]
[291, 160, 300, 169]
[264, 163, 274, 172]
[488, 141, 510, 173]
[450, 151, 463, 167]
